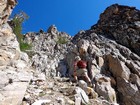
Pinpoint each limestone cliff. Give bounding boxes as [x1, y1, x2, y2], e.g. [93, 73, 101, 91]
[0, 1, 32, 105]
[71, 4, 140, 105]
[23, 25, 72, 77]
[0, 0, 17, 25]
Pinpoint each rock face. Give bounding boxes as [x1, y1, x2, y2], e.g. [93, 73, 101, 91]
[24, 25, 72, 77]
[0, 1, 32, 105]
[0, 0, 17, 25]
[91, 4, 140, 56]
[70, 4, 140, 105]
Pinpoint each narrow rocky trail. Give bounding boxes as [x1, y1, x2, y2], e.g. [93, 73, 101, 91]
[22, 74, 75, 105]
[22, 72, 112, 105]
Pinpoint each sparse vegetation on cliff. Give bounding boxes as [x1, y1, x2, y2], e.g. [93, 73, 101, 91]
[56, 36, 68, 44]
[10, 11, 32, 52]
[19, 41, 32, 52]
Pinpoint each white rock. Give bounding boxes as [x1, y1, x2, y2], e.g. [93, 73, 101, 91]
[0, 71, 9, 88]
[75, 94, 81, 105]
[95, 74, 117, 103]
[0, 82, 29, 105]
[24, 94, 30, 100]
[78, 80, 87, 89]
[134, 21, 140, 27]
[17, 71, 32, 82]
[75, 87, 89, 105]
[11, 60, 27, 70]
[32, 99, 51, 105]
[78, 80, 98, 98]
[0, 93, 4, 102]
[20, 52, 29, 62]
[33, 73, 46, 81]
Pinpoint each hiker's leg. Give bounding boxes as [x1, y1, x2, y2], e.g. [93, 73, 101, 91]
[82, 69, 91, 83]
[84, 75, 91, 83]
[77, 68, 91, 84]
[83, 71, 92, 87]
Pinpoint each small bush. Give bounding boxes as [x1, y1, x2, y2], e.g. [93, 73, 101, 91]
[11, 11, 29, 42]
[10, 11, 31, 52]
[20, 41, 32, 52]
[56, 36, 68, 44]
[12, 16, 23, 42]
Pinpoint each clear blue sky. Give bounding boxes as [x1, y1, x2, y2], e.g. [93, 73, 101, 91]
[12, 0, 140, 36]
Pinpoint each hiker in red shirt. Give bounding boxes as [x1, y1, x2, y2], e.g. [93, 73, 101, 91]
[73, 56, 91, 86]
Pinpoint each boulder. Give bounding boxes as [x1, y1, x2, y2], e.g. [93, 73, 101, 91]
[74, 87, 89, 105]
[78, 80, 98, 98]
[97, 56, 104, 68]
[77, 39, 90, 60]
[107, 54, 131, 80]
[117, 77, 140, 105]
[94, 74, 117, 104]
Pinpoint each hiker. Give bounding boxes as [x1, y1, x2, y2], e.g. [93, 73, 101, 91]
[73, 56, 92, 86]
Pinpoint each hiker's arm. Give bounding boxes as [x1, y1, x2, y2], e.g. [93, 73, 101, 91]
[73, 63, 78, 81]
[74, 72, 77, 81]
[89, 68, 93, 79]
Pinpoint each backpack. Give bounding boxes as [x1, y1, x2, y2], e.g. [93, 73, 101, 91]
[77, 60, 87, 68]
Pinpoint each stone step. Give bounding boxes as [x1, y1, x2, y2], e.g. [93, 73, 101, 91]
[0, 68, 33, 105]
[0, 82, 29, 105]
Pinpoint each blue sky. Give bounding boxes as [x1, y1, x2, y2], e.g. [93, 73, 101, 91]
[12, 0, 140, 36]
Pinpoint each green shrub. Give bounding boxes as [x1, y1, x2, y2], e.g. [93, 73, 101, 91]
[12, 16, 23, 42]
[11, 11, 29, 42]
[20, 42, 32, 52]
[56, 36, 68, 44]
[10, 11, 31, 52]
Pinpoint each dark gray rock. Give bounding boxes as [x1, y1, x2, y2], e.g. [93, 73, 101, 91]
[91, 4, 140, 56]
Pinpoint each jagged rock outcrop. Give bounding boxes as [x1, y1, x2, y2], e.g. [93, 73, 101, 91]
[91, 4, 140, 56]
[0, 0, 17, 25]
[0, 1, 32, 105]
[24, 25, 72, 77]
[69, 4, 140, 105]
[70, 33, 140, 105]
